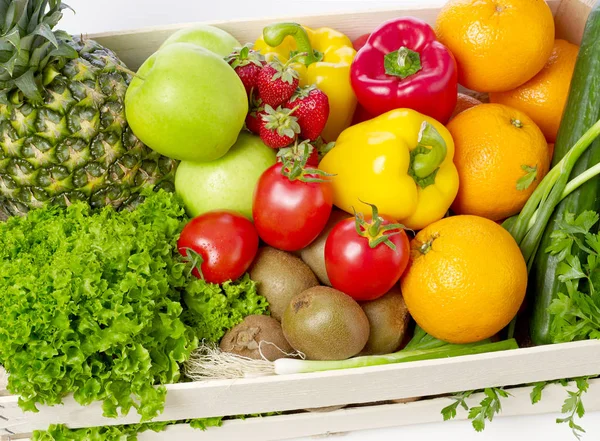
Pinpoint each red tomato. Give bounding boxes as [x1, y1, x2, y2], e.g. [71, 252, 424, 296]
[353, 33, 371, 52]
[324, 210, 410, 301]
[178, 211, 259, 284]
[253, 163, 333, 251]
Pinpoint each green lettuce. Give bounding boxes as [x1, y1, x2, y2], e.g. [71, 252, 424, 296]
[33, 414, 281, 440]
[0, 190, 267, 422]
[32, 418, 223, 440]
[182, 274, 269, 343]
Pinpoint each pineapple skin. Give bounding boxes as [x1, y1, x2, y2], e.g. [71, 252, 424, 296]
[0, 37, 178, 219]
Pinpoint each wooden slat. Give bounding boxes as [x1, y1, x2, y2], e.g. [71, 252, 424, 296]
[6, 379, 600, 441]
[90, 0, 562, 70]
[555, 0, 596, 45]
[0, 340, 599, 434]
[138, 379, 600, 441]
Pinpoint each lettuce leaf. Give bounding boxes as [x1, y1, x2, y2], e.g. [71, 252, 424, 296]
[0, 191, 197, 420]
[182, 274, 269, 343]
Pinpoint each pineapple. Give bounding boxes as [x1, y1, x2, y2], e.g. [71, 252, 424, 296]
[0, 1, 177, 219]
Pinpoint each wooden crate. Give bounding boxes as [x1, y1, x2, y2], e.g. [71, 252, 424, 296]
[0, 0, 597, 439]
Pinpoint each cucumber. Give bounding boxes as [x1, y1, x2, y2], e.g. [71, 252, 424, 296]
[529, 2, 600, 345]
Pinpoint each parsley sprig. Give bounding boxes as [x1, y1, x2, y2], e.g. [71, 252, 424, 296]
[546, 211, 600, 342]
[441, 387, 510, 431]
[530, 377, 591, 440]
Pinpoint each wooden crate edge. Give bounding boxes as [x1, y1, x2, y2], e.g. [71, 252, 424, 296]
[5, 379, 600, 441]
[555, 0, 596, 45]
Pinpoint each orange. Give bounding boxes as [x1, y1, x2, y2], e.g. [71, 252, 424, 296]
[400, 215, 527, 344]
[435, 0, 555, 93]
[449, 93, 481, 120]
[490, 40, 579, 143]
[448, 103, 550, 221]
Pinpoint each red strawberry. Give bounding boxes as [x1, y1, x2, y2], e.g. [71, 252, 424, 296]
[259, 105, 300, 149]
[226, 44, 265, 96]
[284, 85, 330, 141]
[277, 140, 319, 167]
[245, 92, 265, 135]
[257, 59, 300, 108]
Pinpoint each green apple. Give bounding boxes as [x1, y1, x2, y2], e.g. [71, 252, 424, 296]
[125, 43, 247, 163]
[160, 25, 240, 57]
[175, 132, 276, 219]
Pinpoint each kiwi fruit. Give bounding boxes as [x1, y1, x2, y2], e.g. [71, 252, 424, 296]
[219, 315, 293, 361]
[249, 247, 319, 321]
[282, 286, 370, 360]
[299, 209, 351, 285]
[360, 287, 410, 355]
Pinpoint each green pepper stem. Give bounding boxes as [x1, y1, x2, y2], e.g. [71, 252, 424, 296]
[408, 122, 447, 189]
[384, 46, 423, 79]
[263, 22, 317, 66]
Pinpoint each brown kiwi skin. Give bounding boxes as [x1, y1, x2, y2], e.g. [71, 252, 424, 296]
[219, 315, 293, 361]
[282, 286, 370, 360]
[360, 287, 411, 355]
[249, 247, 319, 321]
[299, 209, 351, 286]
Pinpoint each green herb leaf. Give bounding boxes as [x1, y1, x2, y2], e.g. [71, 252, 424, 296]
[442, 388, 508, 432]
[547, 210, 600, 343]
[441, 401, 460, 421]
[556, 377, 589, 440]
[531, 382, 548, 404]
[441, 390, 473, 421]
[516, 164, 538, 191]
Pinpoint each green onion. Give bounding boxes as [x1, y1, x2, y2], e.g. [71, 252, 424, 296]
[273, 339, 518, 375]
[504, 118, 600, 268]
[184, 328, 518, 379]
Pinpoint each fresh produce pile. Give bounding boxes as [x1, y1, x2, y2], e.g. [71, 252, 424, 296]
[1, 0, 600, 439]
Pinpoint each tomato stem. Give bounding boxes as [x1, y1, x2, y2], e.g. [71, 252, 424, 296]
[180, 247, 205, 280]
[281, 141, 335, 183]
[353, 201, 405, 251]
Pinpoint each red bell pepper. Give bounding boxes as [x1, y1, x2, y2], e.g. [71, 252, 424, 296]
[350, 17, 458, 124]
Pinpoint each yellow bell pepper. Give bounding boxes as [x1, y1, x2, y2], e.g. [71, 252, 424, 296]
[254, 23, 357, 142]
[319, 109, 459, 230]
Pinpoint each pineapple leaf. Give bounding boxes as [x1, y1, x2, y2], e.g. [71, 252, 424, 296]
[3, 27, 21, 52]
[29, 0, 48, 30]
[32, 22, 59, 48]
[3, 0, 28, 33]
[13, 68, 42, 101]
[0, 0, 77, 98]
[0, 1, 10, 32]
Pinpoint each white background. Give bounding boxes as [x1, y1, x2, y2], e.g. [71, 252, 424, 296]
[59, 1, 600, 440]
